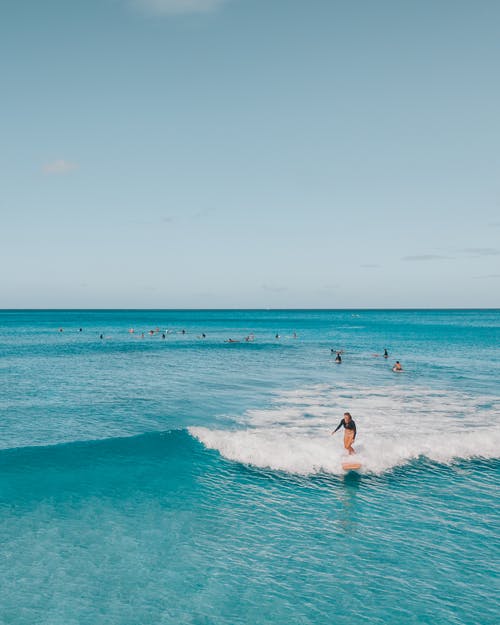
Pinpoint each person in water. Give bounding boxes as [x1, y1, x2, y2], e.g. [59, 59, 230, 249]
[335, 352, 342, 363]
[383, 348, 388, 358]
[393, 361, 403, 371]
[331, 412, 356, 455]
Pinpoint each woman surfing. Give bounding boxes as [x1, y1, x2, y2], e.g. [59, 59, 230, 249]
[331, 412, 356, 455]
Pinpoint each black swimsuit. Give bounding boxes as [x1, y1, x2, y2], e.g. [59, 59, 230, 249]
[334, 418, 356, 437]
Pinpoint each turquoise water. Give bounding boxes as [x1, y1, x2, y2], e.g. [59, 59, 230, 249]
[1, 310, 499, 624]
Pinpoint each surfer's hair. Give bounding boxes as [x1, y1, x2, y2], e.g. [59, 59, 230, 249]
[344, 412, 352, 419]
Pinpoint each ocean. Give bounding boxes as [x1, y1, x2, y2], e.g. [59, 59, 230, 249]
[0, 309, 498, 625]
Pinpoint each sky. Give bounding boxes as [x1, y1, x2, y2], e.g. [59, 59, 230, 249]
[1, 0, 499, 308]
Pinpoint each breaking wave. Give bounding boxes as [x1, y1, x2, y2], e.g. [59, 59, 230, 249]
[190, 383, 500, 475]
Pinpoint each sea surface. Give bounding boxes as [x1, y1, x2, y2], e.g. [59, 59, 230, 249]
[0, 309, 499, 625]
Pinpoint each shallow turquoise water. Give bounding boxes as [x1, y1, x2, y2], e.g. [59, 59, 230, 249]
[0, 310, 499, 624]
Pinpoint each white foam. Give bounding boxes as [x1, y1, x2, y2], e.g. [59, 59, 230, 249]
[189, 383, 500, 475]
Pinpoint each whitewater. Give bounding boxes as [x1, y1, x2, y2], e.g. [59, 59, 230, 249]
[191, 383, 500, 475]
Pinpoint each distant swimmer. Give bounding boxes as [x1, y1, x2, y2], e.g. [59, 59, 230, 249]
[162, 333, 166, 339]
[392, 361, 403, 372]
[293, 332, 297, 339]
[59, 328, 63, 333]
[202, 333, 206, 338]
[331, 412, 356, 455]
[79, 328, 82, 332]
[129, 328, 135, 333]
[99, 334, 103, 340]
[275, 333, 280, 339]
[225, 338, 240, 343]
[384, 348, 388, 358]
[335, 352, 342, 363]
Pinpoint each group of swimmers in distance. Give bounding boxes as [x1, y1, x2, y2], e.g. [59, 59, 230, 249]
[224, 332, 298, 343]
[331, 346, 403, 371]
[58, 328, 404, 373]
[57, 327, 298, 342]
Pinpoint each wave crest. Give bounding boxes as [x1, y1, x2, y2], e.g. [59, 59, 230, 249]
[190, 384, 500, 475]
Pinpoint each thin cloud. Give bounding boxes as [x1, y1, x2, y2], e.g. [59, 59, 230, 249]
[130, 215, 176, 226]
[131, 0, 228, 15]
[461, 247, 500, 257]
[360, 264, 380, 268]
[322, 284, 339, 290]
[192, 207, 217, 220]
[43, 160, 78, 175]
[401, 254, 451, 262]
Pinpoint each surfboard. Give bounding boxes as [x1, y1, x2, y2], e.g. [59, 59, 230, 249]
[342, 461, 362, 471]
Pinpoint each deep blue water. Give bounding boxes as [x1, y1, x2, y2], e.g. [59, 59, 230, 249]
[0, 310, 499, 624]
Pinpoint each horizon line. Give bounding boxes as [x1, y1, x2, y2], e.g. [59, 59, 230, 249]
[1, 307, 499, 312]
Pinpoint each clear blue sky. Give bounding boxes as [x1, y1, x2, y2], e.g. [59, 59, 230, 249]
[1, 0, 499, 308]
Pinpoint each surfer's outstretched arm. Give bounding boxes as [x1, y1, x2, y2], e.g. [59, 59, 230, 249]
[331, 419, 344, 435]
